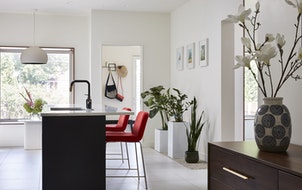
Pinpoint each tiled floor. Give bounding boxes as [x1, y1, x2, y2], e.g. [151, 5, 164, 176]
[0, 144, 207, 190]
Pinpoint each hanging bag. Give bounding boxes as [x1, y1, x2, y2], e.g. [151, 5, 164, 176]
[116, 65, 127, 102]
[116, 76, 124, 102]
[105, 72, 118, 99]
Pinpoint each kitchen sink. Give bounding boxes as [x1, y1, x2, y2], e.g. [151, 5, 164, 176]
[50, 107, 85, 111]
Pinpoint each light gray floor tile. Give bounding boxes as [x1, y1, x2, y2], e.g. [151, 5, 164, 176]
[0, 145, 208, 190]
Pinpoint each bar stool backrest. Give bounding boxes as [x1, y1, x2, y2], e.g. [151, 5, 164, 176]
[132, 111, 149, 141]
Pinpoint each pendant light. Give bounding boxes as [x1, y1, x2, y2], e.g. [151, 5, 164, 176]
[21, 10, 48, 64]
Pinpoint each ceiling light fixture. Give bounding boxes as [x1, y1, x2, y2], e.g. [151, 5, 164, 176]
[20, 10, 48, 64]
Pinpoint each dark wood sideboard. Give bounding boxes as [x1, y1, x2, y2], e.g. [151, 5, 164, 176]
[208, 141, 302, 190]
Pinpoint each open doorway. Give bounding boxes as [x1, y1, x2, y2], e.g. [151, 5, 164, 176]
[101, 45, 143, 116]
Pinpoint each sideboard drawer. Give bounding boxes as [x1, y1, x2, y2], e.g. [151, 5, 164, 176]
[209, 146, 278, 190]
[279, 171, 302, 190]
[210, 177, 235, 190]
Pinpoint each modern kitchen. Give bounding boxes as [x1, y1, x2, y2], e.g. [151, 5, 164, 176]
[1, 0, 302, 189]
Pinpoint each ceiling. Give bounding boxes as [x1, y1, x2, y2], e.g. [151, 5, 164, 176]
[0, 0, 190, 15]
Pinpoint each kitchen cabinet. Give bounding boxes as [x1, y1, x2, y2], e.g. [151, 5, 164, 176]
[42, 109, 133, 190]
[208, 141, 302, 190]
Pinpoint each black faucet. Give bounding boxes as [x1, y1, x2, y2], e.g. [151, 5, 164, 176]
[69, 80, 92, 109]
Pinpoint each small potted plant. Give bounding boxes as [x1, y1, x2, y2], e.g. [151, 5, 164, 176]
[20, 87, 47, 119]
[141, 85, 170, 152]
[185, 97, 206, 163]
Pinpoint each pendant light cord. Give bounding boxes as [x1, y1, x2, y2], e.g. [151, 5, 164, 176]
[33, 9, 37, 46]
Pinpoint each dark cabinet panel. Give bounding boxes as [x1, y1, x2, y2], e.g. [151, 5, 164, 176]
[208, 141, 302, 190]
[210, 177, 235, 190]
[209, 146, 277, 190]
[42, 115, 105, 190]
[279, 171, 302, 190]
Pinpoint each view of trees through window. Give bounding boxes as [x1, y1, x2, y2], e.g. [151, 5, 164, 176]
[0, 47, 73, 120]
[245, 61, 258, 116]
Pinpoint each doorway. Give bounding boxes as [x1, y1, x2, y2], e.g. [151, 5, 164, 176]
[101, 45, 143, 116]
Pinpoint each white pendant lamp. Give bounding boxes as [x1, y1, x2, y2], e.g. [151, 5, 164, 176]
[21, 10, 48, 64]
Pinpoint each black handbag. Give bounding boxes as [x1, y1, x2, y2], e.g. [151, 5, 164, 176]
[105, 72, 117, 99]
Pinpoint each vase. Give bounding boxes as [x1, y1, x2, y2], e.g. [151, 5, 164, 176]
[254, 97, 291, 152]
[185, 151, 199, 163]
[30, 113, 41, 120]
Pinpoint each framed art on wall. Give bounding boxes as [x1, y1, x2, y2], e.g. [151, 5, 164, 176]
[199, 38, 208, 67]
[176, 46, 184, 70]
[186, 43, 195, 69]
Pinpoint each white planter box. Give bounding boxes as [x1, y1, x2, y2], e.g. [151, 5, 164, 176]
[154, 129, 168, 153]
[168, 121, 187, 158]
[24, 120, 42, 149]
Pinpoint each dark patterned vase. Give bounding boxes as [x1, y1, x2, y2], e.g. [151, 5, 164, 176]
[254, 97, 291, 152]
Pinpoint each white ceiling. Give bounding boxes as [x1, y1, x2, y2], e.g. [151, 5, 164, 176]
[0, 0, 189, 15]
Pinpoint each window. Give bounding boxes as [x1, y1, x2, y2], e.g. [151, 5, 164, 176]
[0, 46, 74, 121]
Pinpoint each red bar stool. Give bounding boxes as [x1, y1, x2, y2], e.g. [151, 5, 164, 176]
[106, 111, 149, 189]
[106, 107, 131, 132]
[106, 107, 131, 165]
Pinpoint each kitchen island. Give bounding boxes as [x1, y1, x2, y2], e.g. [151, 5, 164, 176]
[41, 109, 133, 190]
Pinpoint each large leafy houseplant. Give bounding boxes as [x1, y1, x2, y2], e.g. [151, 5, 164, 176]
[186, 97, 206, 152]
[141, 85, 169, 130]
[228, 0, 302, 97]
[166, 88, 193, 122]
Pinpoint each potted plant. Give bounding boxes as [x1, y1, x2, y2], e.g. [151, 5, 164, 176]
[141, 85, 169, 152]
[141, 85, 169, 130]
[166, 88, 193, 158]
[185, 97, 206, 163]
[166, 88, 193, 122]
[20, 87, 47, 119]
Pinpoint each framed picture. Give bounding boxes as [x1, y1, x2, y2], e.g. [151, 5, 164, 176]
[186, 43, 195, 69]
[199, 39, 208, 67]
[176, 47, 184, 70]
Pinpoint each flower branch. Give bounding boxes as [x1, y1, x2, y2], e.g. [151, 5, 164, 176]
[228, 0, 302, 98]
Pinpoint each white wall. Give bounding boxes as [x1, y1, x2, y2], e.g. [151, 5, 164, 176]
[171, 0, 242, 160]
[257, 0, 302, 145]
[90, 10, 171, 146]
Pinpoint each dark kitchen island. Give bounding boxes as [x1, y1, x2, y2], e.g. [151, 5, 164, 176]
[41, 109, 133, 190]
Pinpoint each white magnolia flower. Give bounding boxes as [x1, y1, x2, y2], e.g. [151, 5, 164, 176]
[265, 33, 275, 42]
[230, 1, 302, 97]
[255, 1, 260, 11]
[227, 4, 251, 23]
[256, 44, 277, 65]
[276, 33, 286, 48]
[297, 0, 302, 13]
[285, 0, 302, 13]
[285, 0, 296, 7]
[234, 55, 251, 68]
[241, 37, 251, 49]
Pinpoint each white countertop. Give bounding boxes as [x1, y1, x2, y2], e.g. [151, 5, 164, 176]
[41, 109, 134, 117]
